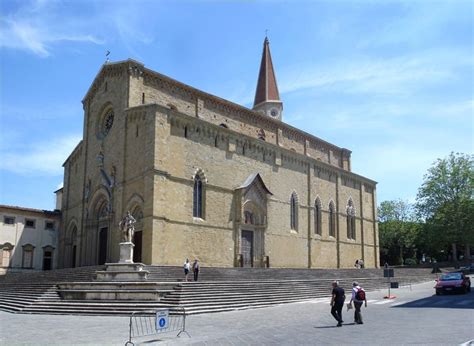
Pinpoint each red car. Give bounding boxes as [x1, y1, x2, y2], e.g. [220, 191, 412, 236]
[435, 272, 471, 295]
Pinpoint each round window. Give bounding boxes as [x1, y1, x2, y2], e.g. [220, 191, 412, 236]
[102, 110, 114, 136]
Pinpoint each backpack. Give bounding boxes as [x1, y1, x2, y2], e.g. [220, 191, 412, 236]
[356, 288, 365, 301]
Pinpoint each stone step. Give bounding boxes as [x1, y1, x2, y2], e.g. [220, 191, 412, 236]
[19, 307, 166, 316]
[0, 265, 437, 317]
[181, 299, 318, 314]
[0, 304, 24, 312]
[28, 302, 170, 309]
[162, 294, 327, 306]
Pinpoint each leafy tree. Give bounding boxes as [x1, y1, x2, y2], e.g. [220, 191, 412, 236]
[378, 200, 420, 265]
[415, 152, 474, 262]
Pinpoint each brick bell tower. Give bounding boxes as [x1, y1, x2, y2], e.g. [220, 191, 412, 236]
[252, 36, 283, 121]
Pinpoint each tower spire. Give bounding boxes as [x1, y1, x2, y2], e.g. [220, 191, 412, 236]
[253, 36, 283, 121]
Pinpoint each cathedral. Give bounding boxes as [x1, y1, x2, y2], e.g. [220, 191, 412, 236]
[58, 38, 379, 269]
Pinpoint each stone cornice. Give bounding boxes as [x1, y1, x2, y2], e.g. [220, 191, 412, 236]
[141, 65, 349, 155]
[87, 60, 350, 157]
[139, 103, 376, 187]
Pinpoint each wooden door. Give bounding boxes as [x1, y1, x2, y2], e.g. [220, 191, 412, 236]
[241, 230, 254, 267]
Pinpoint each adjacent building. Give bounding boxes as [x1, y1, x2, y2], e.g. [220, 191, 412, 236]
[0, 205, 60, 273]
[58, 38, 379, 269]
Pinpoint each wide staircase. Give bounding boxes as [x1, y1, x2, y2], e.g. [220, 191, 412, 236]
[0, 266, 437, 316]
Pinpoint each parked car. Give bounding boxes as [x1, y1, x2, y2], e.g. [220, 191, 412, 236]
[435, 272, 471, 295]
[460, 263, 474, 274]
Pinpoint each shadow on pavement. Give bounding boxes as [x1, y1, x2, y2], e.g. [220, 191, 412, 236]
[392, 291, 473, 309]
[315, 323, 356, 329]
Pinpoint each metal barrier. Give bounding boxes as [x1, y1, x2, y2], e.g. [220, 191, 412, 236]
[125, 307, 190, 345]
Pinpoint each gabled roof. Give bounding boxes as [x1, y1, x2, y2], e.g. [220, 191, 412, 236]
[236, 173, 273, 195]
[253, 37, 281, 107]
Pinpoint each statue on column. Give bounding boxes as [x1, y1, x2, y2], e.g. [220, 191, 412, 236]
[119, 211, 136, 243]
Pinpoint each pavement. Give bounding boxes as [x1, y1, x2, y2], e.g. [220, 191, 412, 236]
[1, 279, 473, 345]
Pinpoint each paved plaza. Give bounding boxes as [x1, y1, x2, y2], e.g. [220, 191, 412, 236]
[1, 279, 473, 345]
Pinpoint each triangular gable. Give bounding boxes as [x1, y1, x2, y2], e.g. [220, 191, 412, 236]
[236, 173, 273, 196]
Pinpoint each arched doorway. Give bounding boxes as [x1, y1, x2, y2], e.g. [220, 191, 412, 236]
[241, 202, 265, 268]
[96, 200, 109, 265]
[70, 226, 77, 268]
[131, 206, 144, 263]
[236, 173, 272, 268]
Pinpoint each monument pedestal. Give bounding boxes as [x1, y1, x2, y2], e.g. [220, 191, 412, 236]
[95, 242, 149, 281]
[119, 241, 134, 263]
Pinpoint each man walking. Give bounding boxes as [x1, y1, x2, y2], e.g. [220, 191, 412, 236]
[192, 259, 200, 281]
[330, 281, 346, 327]
[349, 281, 367, 324]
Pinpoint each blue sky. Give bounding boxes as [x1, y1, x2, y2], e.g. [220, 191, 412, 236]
[0, 0, 472, 210]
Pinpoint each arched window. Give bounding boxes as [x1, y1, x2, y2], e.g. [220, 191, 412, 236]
[290, 192, 298, 231]
[315, 198, 322, 235]
[1, 243, 13, 268]
[329, 201, 336, 237]
[347, 199, 356, 240]
[193, 175, 204, 218]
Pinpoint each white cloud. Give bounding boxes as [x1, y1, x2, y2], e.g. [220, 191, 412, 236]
[358, 1, 472, 49]
[0, 134, 81, 176]
[279, 50, 470, 97]
[0, 1, 103, 57]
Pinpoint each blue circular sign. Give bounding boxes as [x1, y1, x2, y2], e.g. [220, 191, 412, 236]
[159, 318, 166, 327]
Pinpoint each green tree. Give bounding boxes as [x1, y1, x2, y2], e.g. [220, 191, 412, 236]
[378, 200, 420, 265]
[415, 152, 474, 262]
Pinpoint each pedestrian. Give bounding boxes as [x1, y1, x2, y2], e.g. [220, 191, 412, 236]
[183, 258, 191, 282]
[193, 259, 200, 281]
[349, 281, 367, 324]
[354, 259, 360, 269]
[330, 280, 346, 327]
[359, 259, 364, 269]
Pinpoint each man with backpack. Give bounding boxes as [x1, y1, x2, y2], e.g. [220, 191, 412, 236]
[349, 281, 367, 324]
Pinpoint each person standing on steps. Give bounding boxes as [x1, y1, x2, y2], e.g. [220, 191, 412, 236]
[193, 259, 200, 281]
[349, 281, 367, 324]
[183, 258, 191, 282]
[330, 281, 346, 327]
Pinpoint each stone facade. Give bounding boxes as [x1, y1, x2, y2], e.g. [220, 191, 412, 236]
[58, 57, 379, 269]
[0, 205, 60, 274]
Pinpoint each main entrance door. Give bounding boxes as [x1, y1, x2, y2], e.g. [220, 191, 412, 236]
[98, 227, 108, 265]
[133, 231, 142, 263]
[241, 230, 254, 267]
[71, 245, 76, 268]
